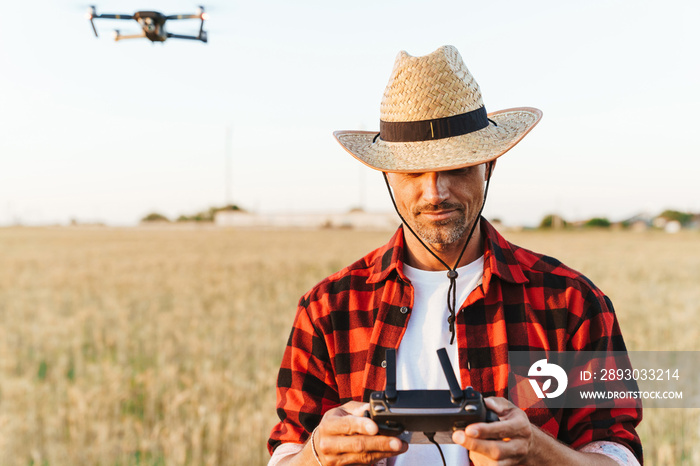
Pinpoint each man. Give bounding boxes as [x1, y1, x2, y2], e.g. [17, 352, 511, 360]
[267, 46, 642, 465]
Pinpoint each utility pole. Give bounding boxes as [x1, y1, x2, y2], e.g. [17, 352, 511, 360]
[225, 126, 233, 206]
[359, 166, 366, 211]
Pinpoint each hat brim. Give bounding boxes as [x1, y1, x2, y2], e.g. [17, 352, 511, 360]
[334, 107, 542, 173]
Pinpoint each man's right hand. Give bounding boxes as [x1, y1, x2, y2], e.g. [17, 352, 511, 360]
[309, 401, 408, 465]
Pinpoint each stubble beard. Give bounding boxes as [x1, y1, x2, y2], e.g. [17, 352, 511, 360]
[410, 205, 471, 246]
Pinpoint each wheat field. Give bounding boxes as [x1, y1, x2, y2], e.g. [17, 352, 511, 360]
[0, 225, 698, 465]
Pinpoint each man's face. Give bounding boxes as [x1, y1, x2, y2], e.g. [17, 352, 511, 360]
[386, 164, 489, 246]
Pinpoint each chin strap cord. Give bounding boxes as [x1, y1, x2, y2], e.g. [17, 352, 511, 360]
[382, 162, 493, 344]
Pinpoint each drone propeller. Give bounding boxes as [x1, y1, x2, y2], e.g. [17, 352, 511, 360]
[198, 5, 210, 21]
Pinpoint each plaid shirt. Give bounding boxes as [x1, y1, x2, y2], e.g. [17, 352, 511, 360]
[268, 218, 643, 463]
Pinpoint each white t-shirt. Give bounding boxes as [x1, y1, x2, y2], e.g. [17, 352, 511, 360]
[389, 257, 484, 466]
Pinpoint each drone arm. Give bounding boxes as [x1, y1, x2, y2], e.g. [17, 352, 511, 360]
[89, 18, 99, 37]
[114, 32, 147, 42]
[88, 4, 134, 38]
[87, 6, 100, 37]
[166, 5, 207, 39]
[166, 14, 201, 20]
[166, 5, 207, 21]
[95, 14, 134, 20]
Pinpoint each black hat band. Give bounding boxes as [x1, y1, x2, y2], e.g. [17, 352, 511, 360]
[379, 106, 489, 143]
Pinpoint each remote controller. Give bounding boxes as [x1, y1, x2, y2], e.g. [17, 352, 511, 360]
[366, 348, 499, 444]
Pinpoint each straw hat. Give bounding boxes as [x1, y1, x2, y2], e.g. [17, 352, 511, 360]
[334, 45, 542, 173]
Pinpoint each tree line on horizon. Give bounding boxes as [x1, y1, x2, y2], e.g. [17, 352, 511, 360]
[536, 209, 698, 230]
[141, 204, 244, 223]
[141, 206, 699, 231]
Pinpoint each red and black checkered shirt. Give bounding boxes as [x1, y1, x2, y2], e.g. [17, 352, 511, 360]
[268, 218, 643, 463]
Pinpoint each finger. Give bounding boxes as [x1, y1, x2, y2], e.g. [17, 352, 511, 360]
[484, 396, 514, 415]
[319, 434, 407, 457]
[327, 401, 370, 419]
[341, 401, 372, 417]
[322, 408, 378, 436]
[321, 402, 373, 434]
[463, 398, 528, 439]
[462, 414, 529, 441]
[458, 435, 527, 461]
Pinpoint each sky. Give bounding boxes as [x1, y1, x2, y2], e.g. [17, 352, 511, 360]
[0, 0, 698, 227]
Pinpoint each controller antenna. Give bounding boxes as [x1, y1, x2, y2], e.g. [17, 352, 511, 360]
[437, 348, 464, 404]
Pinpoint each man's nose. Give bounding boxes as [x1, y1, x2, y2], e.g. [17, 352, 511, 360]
[422, 172, 449, 205]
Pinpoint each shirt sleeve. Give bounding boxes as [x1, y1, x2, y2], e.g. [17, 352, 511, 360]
[578, 441, 642, 466]
[267, 299, 339, 455]
[267, 442, 304, 466]
[565, 292, 644, 464]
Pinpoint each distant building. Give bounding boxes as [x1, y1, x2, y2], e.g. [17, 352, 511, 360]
[628, 220, 649, 232]
[653, 217, 668, 229]
[664, 220, 681, 234]
[620, 212, 653, 232]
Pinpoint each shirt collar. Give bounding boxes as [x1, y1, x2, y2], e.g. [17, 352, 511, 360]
[481, 218, 529, 286]
[366, 218, 529, 286]
[366, 227, 406, 284]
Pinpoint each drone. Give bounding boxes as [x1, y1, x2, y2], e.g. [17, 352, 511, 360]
[87, 5, 208, 43]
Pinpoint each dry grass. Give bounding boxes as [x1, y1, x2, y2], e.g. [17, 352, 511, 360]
[0, 226, 697, 465]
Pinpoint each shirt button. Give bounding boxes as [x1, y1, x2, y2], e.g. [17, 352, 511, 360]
[400, 306, 409, 314]
[381, 360, 387, 368]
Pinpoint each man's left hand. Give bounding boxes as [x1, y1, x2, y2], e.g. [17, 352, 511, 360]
[452, 397, 535, 466]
